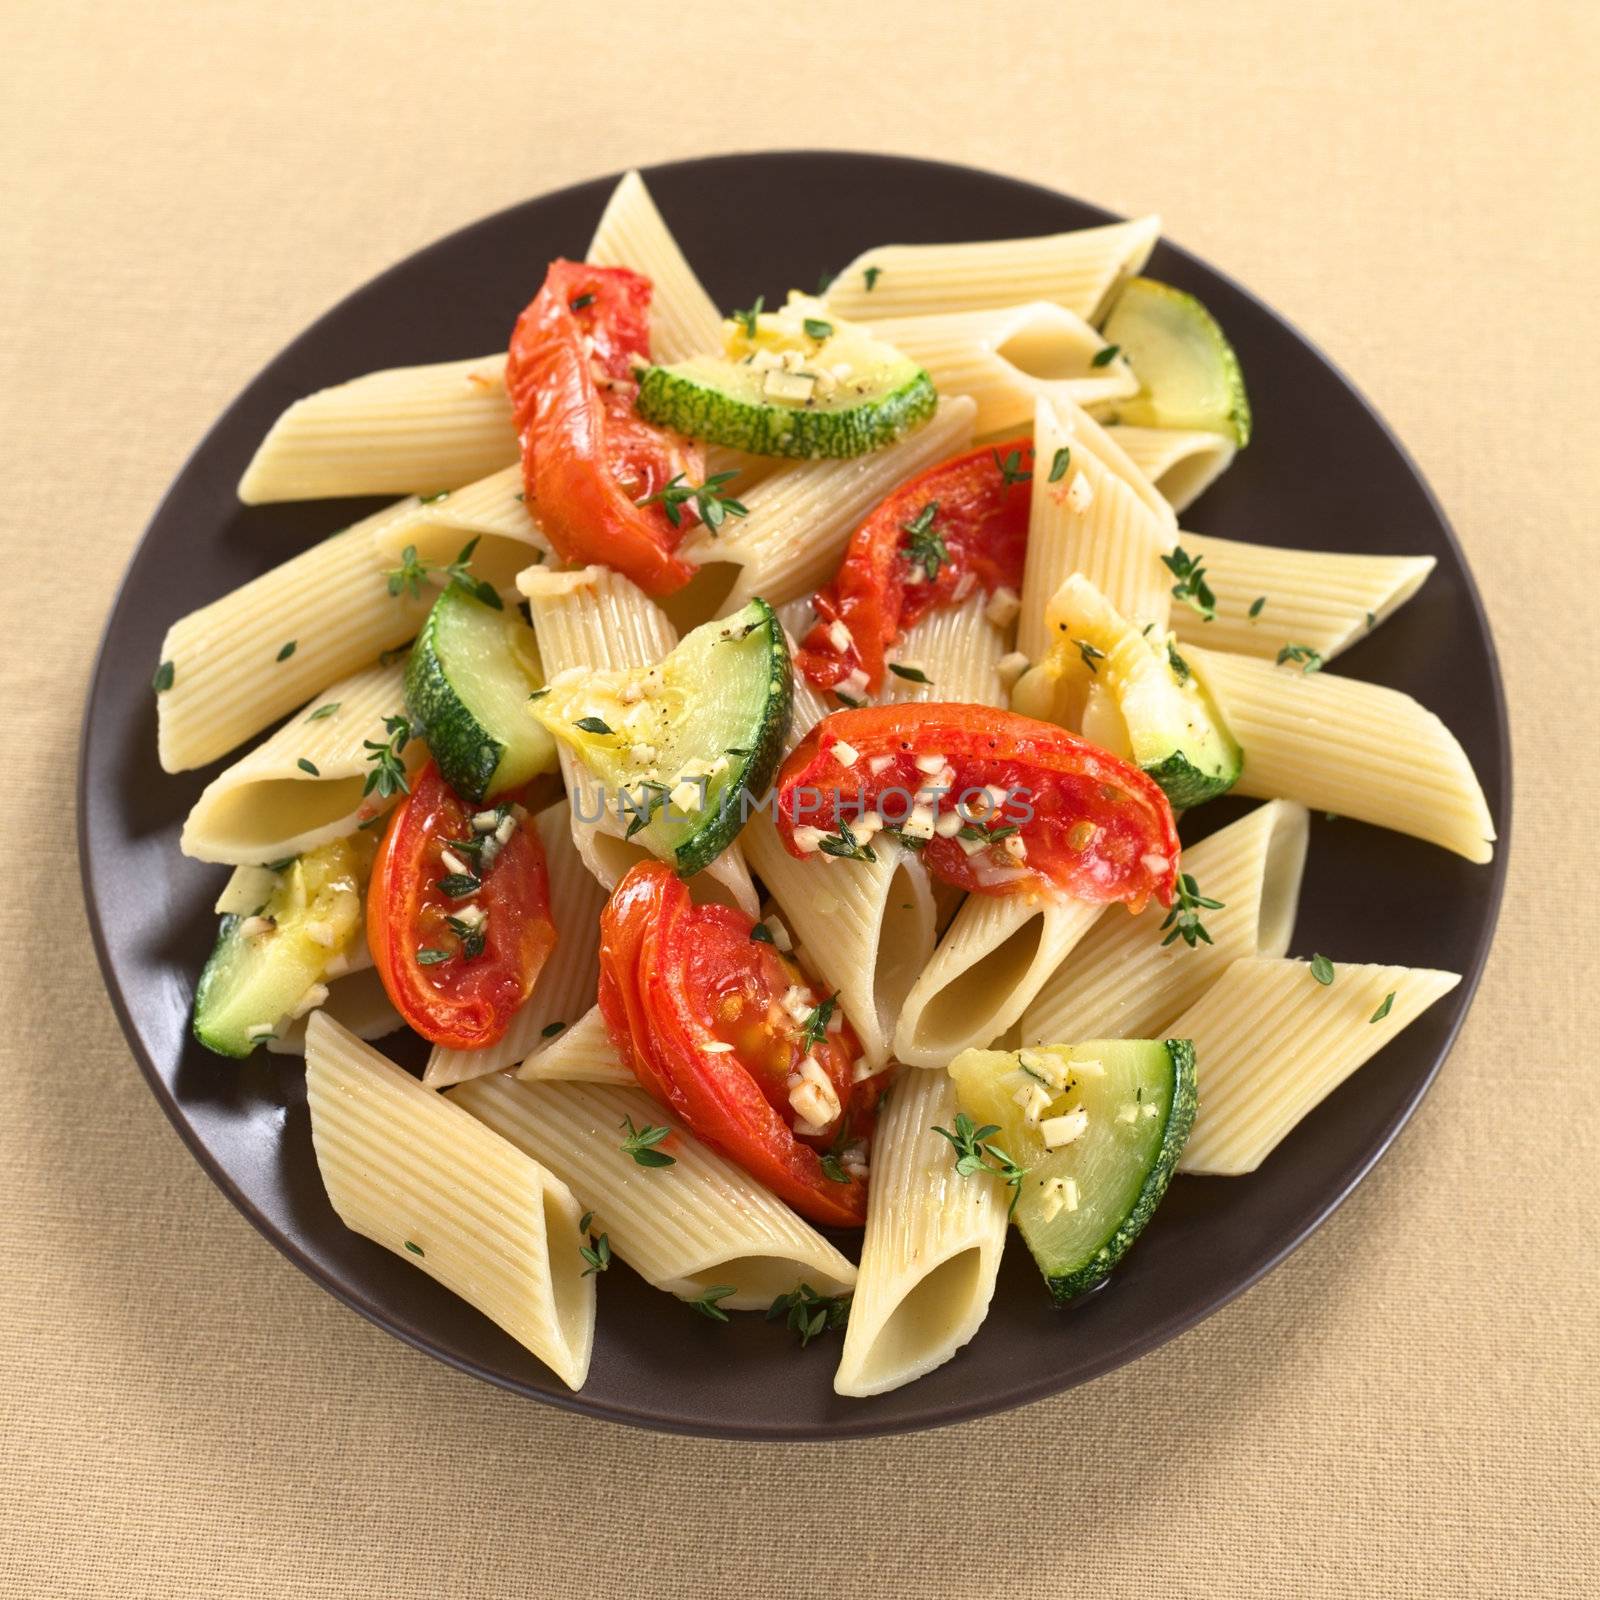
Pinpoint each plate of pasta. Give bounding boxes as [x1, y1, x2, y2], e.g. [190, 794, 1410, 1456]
[79, 152, 1509, 1437]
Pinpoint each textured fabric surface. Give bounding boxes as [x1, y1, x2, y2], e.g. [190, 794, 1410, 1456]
[5, 1, 1598, 1594]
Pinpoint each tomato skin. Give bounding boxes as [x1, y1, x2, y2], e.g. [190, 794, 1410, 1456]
[597, 863, 876, 1228]
[368, 761, 557, 1050]
[774, 703, 1180, 911]
[796, 439, 1032, 695]
[506, 260, 702, 596]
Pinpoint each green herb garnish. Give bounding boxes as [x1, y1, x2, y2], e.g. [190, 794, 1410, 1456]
[1160, 872, 1224, 949]
[541, 1021, 567, 1038]
[306, 702, 340, 722]
[1161, 545, 1216, 621]
[1310, 953, 1336, 986]
[361, 713, 412, 799]
[1276, 643, 1324, 674]
[797, 992, 840, 1053]
[436, 872, 480, 899]
[416, 947, 449, 966]
[888, 662, 931, 684]
[803, 317, 834, 341]
[750, 923, 775, 945]
[574, 716, 614, 736]
[992, 447, 1032, 487]
[767, 1284, 851, 1347]
[404, 1240, 425, 1256]
[152, 660, 175, 694]
[276, 640, 297, 662]
[445, 913, 486, 961]
[688, 1285, 736, 1322]
[1075, 639, 1106, 674]
[569, 292, 596, 311]
[931, 1111, 1025, 1215]
[620, 1115, 676, 1168]
[1048, 446, 1072, 483]
[636, 471, 749, 534]
[900, 501, 947, 581]
[1370, 991, 1396, 1023]
[817, 822, 877, 863]
[1091, 343, 1121, 368]
[296, 757, 320, 776]
[579, 1230, 611, 1277]
[863, 266, 881, 291]
[731, 295, 764, 338]
[1249, 595, 1267, 619]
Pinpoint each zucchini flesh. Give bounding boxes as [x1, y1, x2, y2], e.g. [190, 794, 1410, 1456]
[948, 1039, 1196, 1302]
[1012, 574, 1241, 809]
[635, 292, 935, 459]
[1100, 277, 1251, 446]
[405, 583, 558, 804]
[192, 835, 373, 1057]
[532, 599, 792, 877]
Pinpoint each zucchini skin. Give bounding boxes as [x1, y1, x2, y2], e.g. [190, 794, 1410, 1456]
[635, 365, 937, 460]
[671, 600, 793, 879]
[1142, 748, 1240, 811]
[1045, 1039, 1198, 1304]
[192, 915, 257, 1059]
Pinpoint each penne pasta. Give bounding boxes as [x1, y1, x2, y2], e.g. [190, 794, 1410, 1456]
[519, 563, 759, 915]
[833, 1068, 1008, 1397]
[156, 500, 429, 773]
[451, 1077, 856, 1310]
[892, 892, 1103, 1069]
[1187, 646, 1495, 862]
[684, 397, 977, 620]
[1173, 958, 1461, 1174]
[238, 355, 516, 504]
[825, 214, 1161, 324]
[1019, 399, 1175, 659]
[267, 965, 403, 1055]
[180, 662, 419, 865]
[862, 302, 1136, 436]
[515, 1004, 634, 1086]
[1171, 535, 1435, 663]
[586, 169, 724, 365]
[369, 464, 550, 597]
[1022, 799, 1310, 1045]
[423, 801, 609, 1087]
[1102, 424, 1237, 513]
[883, 590, 1009, 707]
[304, 1014, 594, 1389]
[742, 821, 936, 1071]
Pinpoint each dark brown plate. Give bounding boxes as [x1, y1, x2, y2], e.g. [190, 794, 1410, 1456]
[78, 152, 1510, 1439]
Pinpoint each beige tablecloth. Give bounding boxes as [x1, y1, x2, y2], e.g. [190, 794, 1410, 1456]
[5, 1, 1597, 1594]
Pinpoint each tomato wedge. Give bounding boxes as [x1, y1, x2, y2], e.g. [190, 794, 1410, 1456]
[597, 862, 879, 1227]
[796, 439, 1032, 696]
[506, 260, 703, 596]
[368, 760, 557, 1050]
[774, 703, 1180, 910]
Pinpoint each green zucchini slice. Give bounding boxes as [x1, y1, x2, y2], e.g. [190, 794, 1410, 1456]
[405, 583, 558, 804]
[949, 1038, 1197, 1302]
[531, 599, 791, 878]
[1012, 574, 1242, 809]
[192, 836, 372, 1058]
[634, 292, 935, 459]
[1100, 277, 1252, 446]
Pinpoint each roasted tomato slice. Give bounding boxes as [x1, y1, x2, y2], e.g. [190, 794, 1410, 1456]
[368, 760, 557, 1050]
[796, 439, 1032, 696]
[773, 702, 1180, 909]
[506, 260, 703, 596]
[597, 862, 880, 1228]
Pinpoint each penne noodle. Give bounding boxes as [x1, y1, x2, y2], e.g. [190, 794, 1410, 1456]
[179, 661, 419, 865]
[1022, 799, 1310, 1045]
[238, 355, 516, 504]
[305, 1014, 594, 1390]
[586, 169, 724, 364]
[1019, 399, 1175, 660]
[1102, 424, 1237, 513]
[862, 302, 1135, 436]
[825, 215, 1161, 324]
[1173, 958, 1461, 1175]
[451, 1076, 856, 1310]
[157, 500, 429, 773]
[1187, 646, 1495, 862]
[834, 1068, 1008, 1396]
[684, 397, 977, 621]
[1171, 535, 1435, 663]
[516, 1004, 634, 1086]
[892, 892, 1103, 1069]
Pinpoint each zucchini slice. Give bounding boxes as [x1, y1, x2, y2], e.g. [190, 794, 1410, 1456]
[1100, 277, 1252, 446]
[948, 1038, 1196, 1302]
[635, 292, 936, 459]
[405, 583, 558, 803]
[1012, 574, 1242, 808]
[532, 598, 791, 878]
[193, 836, 373, 1058]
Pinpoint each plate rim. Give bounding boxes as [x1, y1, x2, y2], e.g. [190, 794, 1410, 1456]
[76, 148, 1513, 1440]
